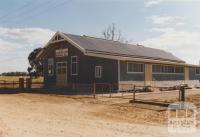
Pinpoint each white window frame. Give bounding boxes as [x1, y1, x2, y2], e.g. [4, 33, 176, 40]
[152, 64, 184, 75]
[195, 67, 200, 75]
[48, 58, 54, 76]
[95, 66, 102, 78]
[71, 56, 78, 75]
[127, 62, 144, 74]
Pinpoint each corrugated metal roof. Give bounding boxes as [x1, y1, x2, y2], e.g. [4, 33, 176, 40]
[63, 33, 185, 63]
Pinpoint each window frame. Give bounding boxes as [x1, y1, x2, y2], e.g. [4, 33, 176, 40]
[95, 66, 102, 78]
[152, 64, 184, 74]
[71, 56, 78, 76]
[126, 62, 144, 74]
[47, 58, 54, 76]
[195, 67, 200, 75]
[56, 62, 67, 75]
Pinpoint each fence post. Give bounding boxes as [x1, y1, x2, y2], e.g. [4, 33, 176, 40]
[133, 85, 136, 103]
[93, 83, 96, 98]
[26, 78, 32, 89]
[180, 86, 185, 102]
[19, 78, 24, 89]
[4, 80, 6, 89]
[102, 87, 103, 97]
[109, 84, 112, 98]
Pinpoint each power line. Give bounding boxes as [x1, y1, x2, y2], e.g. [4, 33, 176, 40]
[0, 0, 36, 23]
[0, 0, 56, 24]
[13, 0, 72, 25]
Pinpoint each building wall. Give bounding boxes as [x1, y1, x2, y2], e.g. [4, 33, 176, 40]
[43, 41, 118, 89]
[119, 62, 186, 82]
[43, 40, 200, 90]
[189, 67, 200, 80]
[119, 62, 187, 88]
[152, 74, 184, 81]
[120, 61, 145, 81]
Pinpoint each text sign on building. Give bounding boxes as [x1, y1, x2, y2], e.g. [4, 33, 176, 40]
[55, 49, 68, 57]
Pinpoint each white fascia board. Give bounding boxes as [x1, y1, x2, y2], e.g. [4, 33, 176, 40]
[59, 32, 86, 53]
[36, 32, 86, 59]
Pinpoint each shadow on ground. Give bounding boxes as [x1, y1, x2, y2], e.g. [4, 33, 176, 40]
[0, 88, 94, 95]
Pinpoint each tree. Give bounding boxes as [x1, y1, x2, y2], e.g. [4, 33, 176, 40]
[27, 48, 43, 77]
[102, 23, 122, 41]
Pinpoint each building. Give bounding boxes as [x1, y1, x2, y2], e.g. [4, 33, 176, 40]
[37, 32, 200, 91]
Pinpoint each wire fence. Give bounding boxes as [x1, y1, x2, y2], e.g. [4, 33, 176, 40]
[0, 78, 192, 104]
[0, 80, 43, 89]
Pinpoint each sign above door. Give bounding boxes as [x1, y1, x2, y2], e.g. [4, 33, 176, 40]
[55, 48, 68, 57]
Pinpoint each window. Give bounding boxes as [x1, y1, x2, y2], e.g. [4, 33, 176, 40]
[196, 68, 200, 75]
[71, 56, 78, 75]
[152, 65, 163, 73]
[57, 62, 67, 74]
[175, 66, 184, 73]
[48, 58, 54, 76]
[152, 64, 184, 74]
[95, 66, 102, 78]
[164, 66, 175, 73]
[127, 63, 144, 73]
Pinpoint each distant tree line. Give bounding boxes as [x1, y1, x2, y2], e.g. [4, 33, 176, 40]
[0, 72, 29, 76]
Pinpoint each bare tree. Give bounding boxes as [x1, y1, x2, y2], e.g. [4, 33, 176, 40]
[102, 23, 122, 41]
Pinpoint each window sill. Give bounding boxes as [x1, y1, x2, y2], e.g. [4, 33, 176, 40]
[127, 72, 144, 74]
[152, 73, 184, 75]
[71, 74, 78, 76]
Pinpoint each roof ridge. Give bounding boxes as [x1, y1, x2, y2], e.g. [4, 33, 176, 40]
[63, 32, 130, 45]
[61, 32, 184, 63]
[63, 32, 173, 51]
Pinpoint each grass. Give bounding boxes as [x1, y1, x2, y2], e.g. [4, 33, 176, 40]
[0, 76, 44, 89]
[0, 76, 43, 82]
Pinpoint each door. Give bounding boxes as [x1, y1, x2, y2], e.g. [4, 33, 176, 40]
[56, 62, 67, 87]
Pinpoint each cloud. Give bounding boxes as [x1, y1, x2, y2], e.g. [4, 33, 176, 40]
[140, 27, 200, 64]
[148, 15, 185, 26]
[0, 27, 54, 73]
[144, 0, 163, 7]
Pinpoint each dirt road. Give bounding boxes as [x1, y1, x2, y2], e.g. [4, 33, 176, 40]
[0, 91, 199, 137]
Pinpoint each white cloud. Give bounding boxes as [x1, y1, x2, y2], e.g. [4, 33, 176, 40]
[144, 0, 163, 7]
[140, 27, 200, 64]
[148, 15, 185, 26]
[0, 27, 54, 73]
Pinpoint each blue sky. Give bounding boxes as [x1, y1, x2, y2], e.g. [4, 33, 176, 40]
[0, 0, 200, 73]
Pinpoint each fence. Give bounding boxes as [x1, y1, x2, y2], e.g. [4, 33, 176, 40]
[0, 79, 192, 103]
[0, 79, 43, 89]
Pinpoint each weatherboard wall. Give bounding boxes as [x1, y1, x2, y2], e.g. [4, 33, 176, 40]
[189, 67, 200, 80]
[43, 41, 119, 89]
[119, 61, 145, 81]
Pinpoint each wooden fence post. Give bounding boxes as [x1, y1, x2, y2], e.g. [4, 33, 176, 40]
[133, 85, 136, 103]
[4, 80, 6, 89]
[109, 84, 112, 98]
[93, 83, 96, 98]
[180, 86, 185, 102]
[26, 78, 32, 89]
[19, 78, 24, 89]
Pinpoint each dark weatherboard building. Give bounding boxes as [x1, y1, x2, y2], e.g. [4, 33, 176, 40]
[37, 32, 200, 90]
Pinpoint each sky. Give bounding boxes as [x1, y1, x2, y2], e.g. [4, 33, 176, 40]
[0, 0, 200, 73]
